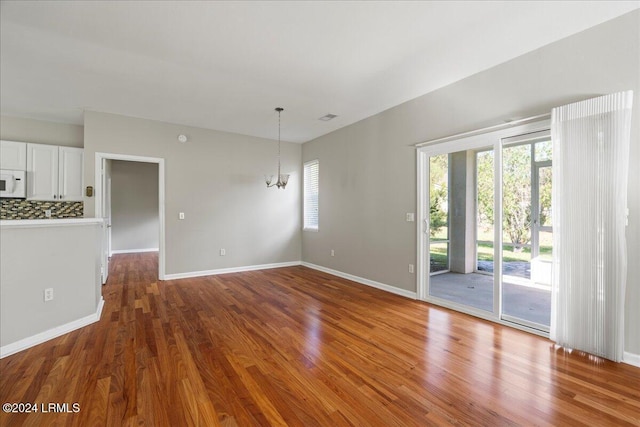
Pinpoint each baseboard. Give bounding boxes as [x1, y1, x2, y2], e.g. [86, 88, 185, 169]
[623, 351, 640, 368]
[301, 262, 417, 300]
[165, 261, 417, 300]
[111, 248, 159, 255]
[0, 297, 105, 359]
[164, 261, 303, 280]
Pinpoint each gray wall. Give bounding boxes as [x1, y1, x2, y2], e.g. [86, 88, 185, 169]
[302, 11, 640, 354]
[0, 115, 83, 147]
[110, 160, 159, 252]
[83, 111, 301, 275]
[0, 221, 102, 348]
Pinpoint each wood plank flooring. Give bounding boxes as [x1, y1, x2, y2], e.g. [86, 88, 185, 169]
[1, 252, 639, 426]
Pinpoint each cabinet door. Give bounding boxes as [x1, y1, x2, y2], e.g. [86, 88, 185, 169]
[59, 147, 84, 201]
[0, 140, 27, 170]
[27, 143, 59, 200]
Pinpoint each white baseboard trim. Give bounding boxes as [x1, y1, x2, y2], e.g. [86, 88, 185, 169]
[623, 351, 640, 368]
[0, 297, 105, 359]
[164, 261, 303, 280]
[301, 262, 417, 300]
[111, 248, 159, 255]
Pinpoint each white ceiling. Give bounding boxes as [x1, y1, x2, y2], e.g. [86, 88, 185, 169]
[1, 1, 638, 143]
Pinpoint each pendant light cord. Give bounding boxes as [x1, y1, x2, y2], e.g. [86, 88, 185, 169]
[278, 108, 281, 177]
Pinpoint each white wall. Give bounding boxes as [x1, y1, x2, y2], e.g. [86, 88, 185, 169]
[0, 115, 83, 147]
[83, 111, 302, 275]
[110, 160, 159, 252]
[302, 11, 640, 354]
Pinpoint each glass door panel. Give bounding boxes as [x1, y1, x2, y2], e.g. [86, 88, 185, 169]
[429, 154, 449, 274]
[501, 142, 551, 330]
[429, 149, 494, 313]
[529, 163, 553, 323]
[476, 150, 495, 276]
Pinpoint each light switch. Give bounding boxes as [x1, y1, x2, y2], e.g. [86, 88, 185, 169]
[406, 213, 415, 222]
[179, 212, 185, 220]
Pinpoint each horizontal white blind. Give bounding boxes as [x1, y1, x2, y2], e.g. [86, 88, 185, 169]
[304, 160, 319, 230]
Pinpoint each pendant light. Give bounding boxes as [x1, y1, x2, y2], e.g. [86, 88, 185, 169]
[265, 107, 289, 189]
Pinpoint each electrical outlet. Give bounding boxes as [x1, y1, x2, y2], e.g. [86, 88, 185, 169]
[44, 209, 52, 218]
[44, 288, 54, 302]
[330, 249, 335, 257]
[408, 264, 415, 273]
[406, 213, 415, 222]
[220, 248, 226, 256]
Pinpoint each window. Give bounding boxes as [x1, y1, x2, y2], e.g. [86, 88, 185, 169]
[304, 160, 319, 230]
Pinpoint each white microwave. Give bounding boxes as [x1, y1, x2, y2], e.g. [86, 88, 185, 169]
[0, 169, 26, 198]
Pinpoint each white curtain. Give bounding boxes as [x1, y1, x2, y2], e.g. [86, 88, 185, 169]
[550, 91, 634, 362]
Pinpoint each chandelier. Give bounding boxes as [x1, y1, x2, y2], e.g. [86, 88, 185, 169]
[265, 107, 289, 189]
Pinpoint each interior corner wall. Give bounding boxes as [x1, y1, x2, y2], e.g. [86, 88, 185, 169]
[301, 10, 640, 355]
[83, 111, 302, 275]
[0, 115, 84, 147]
[110, 160, 159, 252]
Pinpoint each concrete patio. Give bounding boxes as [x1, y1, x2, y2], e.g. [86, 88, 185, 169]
[430, 270, 551, 327]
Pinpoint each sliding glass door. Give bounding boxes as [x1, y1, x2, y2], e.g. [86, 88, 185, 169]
[500, 135, 552, 331]
[418, 121, 553, 334]
[427, 147, 495, 313]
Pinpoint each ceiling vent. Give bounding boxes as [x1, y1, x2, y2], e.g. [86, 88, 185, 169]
[319, 113, 338, 121]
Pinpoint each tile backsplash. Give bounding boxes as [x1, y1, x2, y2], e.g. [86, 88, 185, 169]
[0, 199, 83, 220]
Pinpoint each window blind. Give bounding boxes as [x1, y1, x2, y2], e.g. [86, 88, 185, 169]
[304, 160, 319, 230]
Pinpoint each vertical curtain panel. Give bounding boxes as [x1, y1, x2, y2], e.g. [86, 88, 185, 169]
[550, 91, 633, 362]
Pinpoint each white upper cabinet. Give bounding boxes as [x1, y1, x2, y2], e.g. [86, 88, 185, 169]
[27, 144, 83, 201]
[59, 147, 84, 201]
[27, 144, 58, 200]
[0, 140, 27, 170]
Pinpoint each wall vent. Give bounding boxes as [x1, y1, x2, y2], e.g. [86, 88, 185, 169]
[319, 114, 338, 121]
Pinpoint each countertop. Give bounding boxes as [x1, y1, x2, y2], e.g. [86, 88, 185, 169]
[0, 217, 104, 228]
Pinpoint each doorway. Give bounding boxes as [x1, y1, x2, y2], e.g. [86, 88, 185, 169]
[94, 153, 165, 281]
[417, 120, 552, 335]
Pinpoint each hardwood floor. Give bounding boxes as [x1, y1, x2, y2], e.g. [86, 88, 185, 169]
[1, 253, 639, 426]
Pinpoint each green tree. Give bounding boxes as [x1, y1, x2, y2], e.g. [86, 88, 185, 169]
[476, 142, 553, 253]
[538, 168, 553, 227]
[502, 145, 531, 252]
[429, 154, 448, 237]
[476, 150, 494, 233]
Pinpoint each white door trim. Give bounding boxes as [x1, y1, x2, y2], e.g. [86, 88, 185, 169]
[94, 152, 166, 280]
[416, 120, 550, 324]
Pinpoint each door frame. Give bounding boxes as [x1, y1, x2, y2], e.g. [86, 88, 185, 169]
[100, 158, 111, 284]
[94, 152, 166, 280]
[416, 119, 550, 336]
